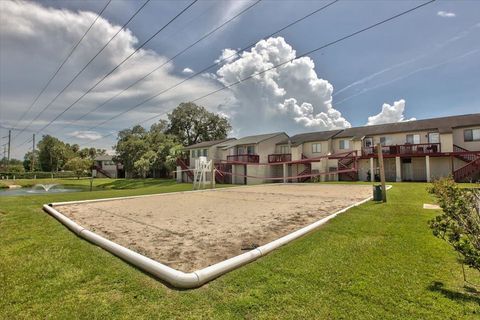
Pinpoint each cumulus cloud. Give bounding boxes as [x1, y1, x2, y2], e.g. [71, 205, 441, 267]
[366, 99, 416, 126]
[437, 11, 456, 18]
[0, 1, 228, 158]
[215, 37, 350, 134]
[68, 130, 102, 140]
[214, 48, 238, 64]
[182, 67, 194, 74]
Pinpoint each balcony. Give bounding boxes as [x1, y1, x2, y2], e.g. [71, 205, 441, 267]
[226, 154, 260, 163]
[268, 153, 292, 163]
[362, 143, 441, 157]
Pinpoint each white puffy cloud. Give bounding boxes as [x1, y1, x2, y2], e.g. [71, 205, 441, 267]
[0, 1, 228, 158]
[215, 37, 350, 134]
[182, 67, 194, 74]
[437, 11, 456, 18]
[214, 48, 238, 64]
[366, 99, 416, 126]
[68, 130, 102, 140]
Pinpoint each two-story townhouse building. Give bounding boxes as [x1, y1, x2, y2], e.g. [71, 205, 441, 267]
[178, 113, 480, 185]
[177, 138, 235, 182]
[221, 132, 289, 184]
[333, 113, 480, 182]
[272, 130, 343, 182]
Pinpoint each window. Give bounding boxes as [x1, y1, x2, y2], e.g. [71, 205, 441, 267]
[364, 137, 373, 148]
[406, 134, 420, 144]
[312, 143, 321, 153]
[464, 129, 480, 142]
[203, 149, 208, 157]
[380, 137, 387, 146]
[428, 132, 439, 143]
[237, 146, 244, 155]
[279, 145, 289, 154]
[247, 145, 255, 154]
[191, 150, 196, 158]
[339, 140, 349, 150]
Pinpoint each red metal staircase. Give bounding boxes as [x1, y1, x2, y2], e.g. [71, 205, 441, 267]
[297, 154, 312, 182]
[94, 165, 112, 178]
[452, 145, 480, 182]
[453, 145, 478, 162]
[337, 151, 358, 181]
[454, 155, 480, 182]
[176, 158, 194, 181]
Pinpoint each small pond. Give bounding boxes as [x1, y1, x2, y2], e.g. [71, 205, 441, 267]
[0, 184, 81, 196]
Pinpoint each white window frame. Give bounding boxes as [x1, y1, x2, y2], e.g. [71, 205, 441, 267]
[364, 137, 373, 148]
[428, 132, 439, 143]
[311, 143, 322, 153]
[279, 145, 289, 154]
[464, 128, 480, 142]
[339, 139, 350, 150]
[406, 134, 420, 144]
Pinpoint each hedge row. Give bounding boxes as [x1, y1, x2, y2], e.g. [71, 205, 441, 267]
[0, 171, 90, 179]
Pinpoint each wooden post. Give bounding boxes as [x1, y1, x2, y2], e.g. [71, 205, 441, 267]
[376, 143, 387, 202]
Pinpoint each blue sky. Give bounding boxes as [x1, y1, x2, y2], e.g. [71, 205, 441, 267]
[1, 0, 479, 158]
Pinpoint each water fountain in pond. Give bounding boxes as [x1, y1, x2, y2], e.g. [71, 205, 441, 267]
[1, 183, 81, 196]
[32, 184, 59, 192]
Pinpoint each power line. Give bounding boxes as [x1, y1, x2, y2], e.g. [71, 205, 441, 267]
[12, 0, 152, 139]
[66, 0, 262, 127]
[26, 0, 199, 137]
[10, 0, 112, 130]
[73, 0, 340, 135]
[75, 0, 435, 148]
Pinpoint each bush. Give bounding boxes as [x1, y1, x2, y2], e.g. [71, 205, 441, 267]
[428, 178, 480, 272]
[0, 171, 89, 179]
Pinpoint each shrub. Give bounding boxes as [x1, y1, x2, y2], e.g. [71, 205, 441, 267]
[428, 178, 480, 272]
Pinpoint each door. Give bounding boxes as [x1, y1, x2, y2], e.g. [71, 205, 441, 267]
[401, 158, 413, 181]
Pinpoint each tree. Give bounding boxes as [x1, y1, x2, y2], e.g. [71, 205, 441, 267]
[37, 135, 69, 172]
[133, 150, 157, 178]
[113, 123, 182, 178]
[23, 150, 40, 171]
[428, 178, 480, 273]
[113, 125, 150, 177]
[64, 157, 92, 179]
[7, 164, 25, 173]
[166, 102, 231, 146]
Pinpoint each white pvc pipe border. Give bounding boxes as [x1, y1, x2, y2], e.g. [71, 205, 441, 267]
[43, 184, 392, 289]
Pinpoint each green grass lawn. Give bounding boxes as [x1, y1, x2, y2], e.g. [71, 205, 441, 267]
[1, 180, 479, 319]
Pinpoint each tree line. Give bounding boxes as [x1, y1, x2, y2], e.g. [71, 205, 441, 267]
[2, 102, 231, 178]
[114, 102, 231, 178]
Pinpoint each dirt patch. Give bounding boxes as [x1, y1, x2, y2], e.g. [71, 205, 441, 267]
[56, 184, 372, 272]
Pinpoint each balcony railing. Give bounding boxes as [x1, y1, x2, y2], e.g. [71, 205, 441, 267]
[268, 153, 292, 163]
[362, 143, 441, 156]
[226, 154, 260, 163]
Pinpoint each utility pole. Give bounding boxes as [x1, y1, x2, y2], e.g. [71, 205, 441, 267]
[32, 133, 36, 172]
[7, 130, 11, 172]
[2, 145, 6, 170]
[376, 143, 387, 202]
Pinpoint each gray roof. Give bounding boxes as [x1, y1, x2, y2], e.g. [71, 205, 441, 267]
[277, 129, 343, 146]
[335, 113, 480, 139]
[184, 138, 236, 150]
[222, 132, 287, 149]
[94, 155, 113, 161]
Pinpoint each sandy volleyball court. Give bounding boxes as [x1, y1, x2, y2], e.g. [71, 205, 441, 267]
[56, 184, 372, 272]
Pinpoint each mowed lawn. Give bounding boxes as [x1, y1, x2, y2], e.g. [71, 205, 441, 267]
[1, 180, 479, 319]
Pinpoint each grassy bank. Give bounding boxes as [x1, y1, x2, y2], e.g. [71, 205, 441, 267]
[1, 181, 479, 319]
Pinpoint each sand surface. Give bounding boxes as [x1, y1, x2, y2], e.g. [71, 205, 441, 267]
[56, 184, 372, 272]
